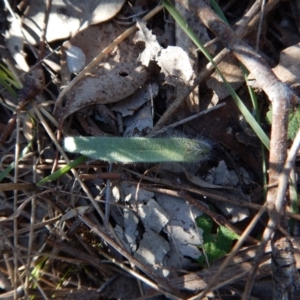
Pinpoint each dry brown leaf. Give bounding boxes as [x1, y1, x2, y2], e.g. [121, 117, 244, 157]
[272, 42, 300, 83]
[248, 42, 300, 88]
[54, 22, 149, 123]
[22, 0, 125, 44]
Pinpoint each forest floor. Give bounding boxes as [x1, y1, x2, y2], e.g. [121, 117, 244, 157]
[0, 0, 300, 299]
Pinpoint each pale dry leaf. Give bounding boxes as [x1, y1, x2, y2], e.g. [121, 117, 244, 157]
[65, 45, 86, 74]
[134, 229, 170, 276]
[54, 22, 149, 123]
[134, 21, 193, 85]
[22, 0, 125, 45]
[6, 16, 29, 72]
[175, 0, 211, 111]
[157, 46, 194, 85]
[156, 194, 202, 266]
[124, 208, 139, 253]
[248, 43, 300, 87]
[137, 199, 169, 233]
[120, 182, 155, 204]
[272, 42, 300, 83]
[134, 21, 162, 66]
[114, 225, 132, 253]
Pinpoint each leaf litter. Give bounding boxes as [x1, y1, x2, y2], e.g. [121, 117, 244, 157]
[1, 0, 300, 299]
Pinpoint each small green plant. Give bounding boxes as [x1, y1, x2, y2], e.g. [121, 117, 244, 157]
[64, 136, 212, 163]
[196, 214, 239, 268]
[266, 105, 300, 141]
[0, 62, 20, 97]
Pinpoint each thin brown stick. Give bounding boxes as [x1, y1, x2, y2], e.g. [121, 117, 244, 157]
[38, 0, 52, 61]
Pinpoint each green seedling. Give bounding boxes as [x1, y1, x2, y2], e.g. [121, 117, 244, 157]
[0, 62, 20, 97]
[267, 105, 300, 141]
[64, 136, 212, 163]
[37, 155, 88, 186]
[196, 214, 239, 268]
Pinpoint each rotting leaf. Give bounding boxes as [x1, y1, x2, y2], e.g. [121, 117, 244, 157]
[54, 22, 149, 123]
[22, 0, 125, 45]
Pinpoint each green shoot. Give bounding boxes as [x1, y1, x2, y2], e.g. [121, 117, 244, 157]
[266, 106, 300, 141]
[0, 63, 20, 97]
[64, 137, 211, 163]
[37, 155, 88, 186]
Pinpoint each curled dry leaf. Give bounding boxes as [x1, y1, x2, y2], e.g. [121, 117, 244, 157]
[272, 42, 300, 84]
[54, 22, 149, 123]
[22, 0, 125, 44]
[134, 21, 194, 85]
[248, 42, 300, 87]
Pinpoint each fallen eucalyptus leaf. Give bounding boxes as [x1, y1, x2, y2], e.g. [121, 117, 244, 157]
[54, 22, 149, 123]
[22, 0, 125, 44]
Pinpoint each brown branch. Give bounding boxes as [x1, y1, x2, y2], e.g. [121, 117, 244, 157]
[174, 0, 298, 298]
